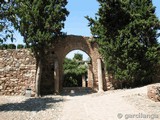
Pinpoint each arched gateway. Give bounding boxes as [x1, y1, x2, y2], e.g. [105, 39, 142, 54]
[39, 35, 107, 95]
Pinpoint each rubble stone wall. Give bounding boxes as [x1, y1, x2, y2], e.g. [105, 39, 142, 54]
[0, 49, 36, 96]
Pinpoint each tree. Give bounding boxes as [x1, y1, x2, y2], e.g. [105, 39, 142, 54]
[1, 0, 69, 95]
[73, 53, 83, 61]
[63, 54, 87, 87]
[0, 0, 15, 43]
[86, 0, 160, 87]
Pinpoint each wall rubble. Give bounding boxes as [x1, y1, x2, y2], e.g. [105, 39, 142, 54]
[0, 49, 36, 96]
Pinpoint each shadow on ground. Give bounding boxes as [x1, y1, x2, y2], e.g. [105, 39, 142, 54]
[62, 92, 93, 97]
[61, 87, 94, 97]
[0, 97, 63, 112]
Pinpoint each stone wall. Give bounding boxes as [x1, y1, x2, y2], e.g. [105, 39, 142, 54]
[0, 49, 36, 96]
[0, 36, 107, 96]
[51, 35, 105, 92]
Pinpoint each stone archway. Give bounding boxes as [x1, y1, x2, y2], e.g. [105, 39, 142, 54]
[63, 50, 91, 88]
[39, 35, 107, 95]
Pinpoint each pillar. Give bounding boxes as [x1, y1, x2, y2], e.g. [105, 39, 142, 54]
[54, 60, 59, 94]
[97, 58, 104, 92]
[87, 64, 93, 88]
[82, 74, 86, 87]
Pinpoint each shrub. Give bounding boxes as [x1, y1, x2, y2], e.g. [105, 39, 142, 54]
[25, 44, 31, 48]
[0, 44, 8, 50]
[17, 44, 24, 49]
[0, 44, 2, 50]
[8, 44, 16, 49]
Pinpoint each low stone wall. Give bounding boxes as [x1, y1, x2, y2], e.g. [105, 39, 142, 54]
[147, 84, 160, 102]
[0, 49, 36, 96]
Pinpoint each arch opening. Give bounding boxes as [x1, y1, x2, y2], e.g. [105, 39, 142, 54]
[38, 35, 106, 95]
[63, 50, 91, 88]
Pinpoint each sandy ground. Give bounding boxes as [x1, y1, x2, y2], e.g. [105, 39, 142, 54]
[60, 84, 160, 120]
[0, 83, 160, 120]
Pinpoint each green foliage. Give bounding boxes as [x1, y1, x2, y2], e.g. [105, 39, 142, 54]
[0, 44, 7, 50]
[63, 54, 87, 87]
[1, 0, 69, 57]
[1, 0, 69, 95]
[16, 0, 68, 49]
[24, 44, 31, 48]
[87, 0, 160, 87]
[73, 53, 83, 61]
[0, 1, 15, 43]
[63, 75, 79, 87]
[0, 44, 17, 49]
[63, 58, 87, 75]
[17, 44, 24, 49]
[8, 44, 16, 49]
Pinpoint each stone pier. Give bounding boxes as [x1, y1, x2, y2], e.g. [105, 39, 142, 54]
[82, 75, 86, 87]
[54, 60, 59, 94]
[97, 58, 104, 92]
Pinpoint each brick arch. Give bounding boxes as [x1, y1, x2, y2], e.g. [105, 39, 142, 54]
[40, 35, 107, 94]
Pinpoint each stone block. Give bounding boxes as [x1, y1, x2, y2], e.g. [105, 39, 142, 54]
[10, 79, 18, 82]
[15, 63, 20, 67]
[0, 78, 6, 81]
[25, 88, 32, 97]
[157, 96, 160, 101]
[0, 81, 2, 84]
[147, 85, 160, 102]
[0, 68, 4, 72]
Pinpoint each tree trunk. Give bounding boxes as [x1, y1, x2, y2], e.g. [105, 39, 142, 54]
[35, 60, 42, 97]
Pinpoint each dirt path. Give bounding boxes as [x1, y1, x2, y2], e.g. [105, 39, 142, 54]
[60, 86, 160, 120]
[0, 84, 160, 120]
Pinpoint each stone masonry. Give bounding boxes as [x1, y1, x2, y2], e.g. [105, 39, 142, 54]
[0, 49, 36, 96]
[50, 35, 107, 94]
[0, 35, 109, 96]
[1, 35, 159, 96]
[147, 85, 160, 102]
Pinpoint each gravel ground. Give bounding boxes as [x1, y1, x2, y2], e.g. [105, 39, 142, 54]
[123, 84, 160, 118]
[0, 83, 160, 120]
[0, 96, 64, 120]
[124, 93, 160, 117]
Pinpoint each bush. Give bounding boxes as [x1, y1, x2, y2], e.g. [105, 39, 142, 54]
[17, 44, 24, 49]
[0, 44, 8, 50]
[0, 44, 3, 50]
[8, 44, 16, 49]
[25, 44, 31, 48]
